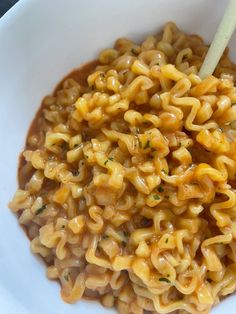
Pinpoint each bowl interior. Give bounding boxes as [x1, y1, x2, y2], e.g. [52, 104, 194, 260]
[0, 0, 235, 313]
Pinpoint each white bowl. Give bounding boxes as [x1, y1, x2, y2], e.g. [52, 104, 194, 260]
[0, 0, 236, 313]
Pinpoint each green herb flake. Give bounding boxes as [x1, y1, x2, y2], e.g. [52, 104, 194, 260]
[104, 157, 114, 166]
[161, 169, 167, 174]
[64, 274, 70, 281]
[153, 194, 160, 200]
[144, 140, 150, 149]
[48, 155, 54, 161]
[164, 195, 170, 199]
[123, 230, 129, 237]
[165, 238, 169, 243]
[121, 241, 127, 247]
[131, 48, 139, 56]
[35, 205, 46, 215]
[100, 72, 105, 78]
[158, 186, 164, 193]
[138, 138, 142, 148]
[159, 277, 171, 283]
[73, 144, 79, 148]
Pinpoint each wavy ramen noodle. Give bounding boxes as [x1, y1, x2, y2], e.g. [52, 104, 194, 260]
[9, 22, 236, 314]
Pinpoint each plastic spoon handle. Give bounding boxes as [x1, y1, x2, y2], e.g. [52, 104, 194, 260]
[199, 0, 236, 79]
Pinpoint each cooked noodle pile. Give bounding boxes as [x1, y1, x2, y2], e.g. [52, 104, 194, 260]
[9, 22, 236, 314]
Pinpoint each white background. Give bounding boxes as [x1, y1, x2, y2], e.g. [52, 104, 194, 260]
[0, 0, 235, 313]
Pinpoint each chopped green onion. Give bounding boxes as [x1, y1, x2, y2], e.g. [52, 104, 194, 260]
[121, 241, 127, 247]
[123, 230, 129, 237]
[138, 139, 142, 148]
[131, 48, 139, 56]
[35, 205, 46, 215]
[158, 186, 164, 193]
[159, 277, 171, 283]
[104, 156, 114, 165]
[144, 140, 150, 149]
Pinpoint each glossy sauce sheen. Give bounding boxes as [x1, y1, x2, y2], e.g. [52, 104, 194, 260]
[17, 61, 100, 302]
[9, 22, 236, 314]
[18, 60, 98, 188]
